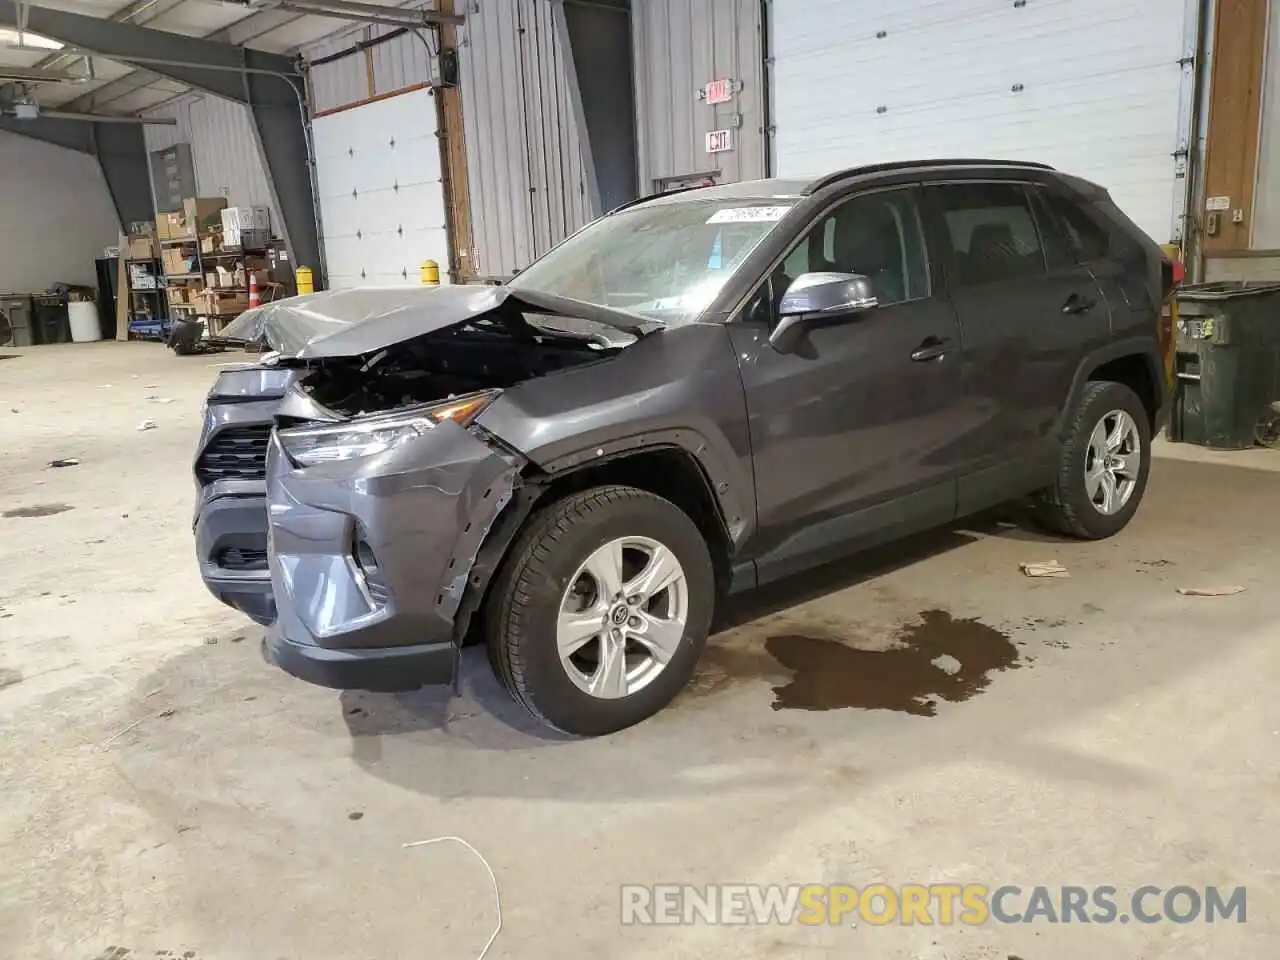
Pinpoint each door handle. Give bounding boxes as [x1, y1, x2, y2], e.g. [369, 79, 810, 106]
[1062, 293, 1097, 314]
[910, 336, 953, 362]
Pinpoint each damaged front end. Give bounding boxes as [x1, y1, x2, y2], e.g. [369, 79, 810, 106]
[257, 287, 642, 692]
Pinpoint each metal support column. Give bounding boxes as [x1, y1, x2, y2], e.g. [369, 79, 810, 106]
[89, 121, 154, 229]
[242, 48, 324, 284]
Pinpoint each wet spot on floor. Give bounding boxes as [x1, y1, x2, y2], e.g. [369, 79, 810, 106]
[348, 810, 364, 821]
[0, 354, 18, 361]
[2, 503, 73, 518]
[0, 668, 23, 690]
[766, 609, 1020, 715]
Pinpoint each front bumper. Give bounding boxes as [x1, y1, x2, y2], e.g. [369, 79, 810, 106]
[196, 490, 275, 625]
[266, 420, 522, 692]
[262, 623, 455, 691]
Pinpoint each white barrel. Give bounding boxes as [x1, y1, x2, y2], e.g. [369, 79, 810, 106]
[67, 301, 102, 343]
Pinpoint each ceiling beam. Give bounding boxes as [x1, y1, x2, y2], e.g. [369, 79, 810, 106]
[236, 0, 462, 28]
[57, 7, 312, 114]
[0, 4, 301, 103]
[32, 0, 190, 73]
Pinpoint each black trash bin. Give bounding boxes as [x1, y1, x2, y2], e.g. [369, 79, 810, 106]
[30, 294, 71, 345]
[1169, 281, 1280, 449]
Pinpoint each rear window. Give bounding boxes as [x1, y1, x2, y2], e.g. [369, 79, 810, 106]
[1039, 189, 1111, 262]
[931, 182, 1047, 286]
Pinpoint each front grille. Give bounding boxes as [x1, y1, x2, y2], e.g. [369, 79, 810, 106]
[196, 424, 272, 485]
[217, 546, 269, 571]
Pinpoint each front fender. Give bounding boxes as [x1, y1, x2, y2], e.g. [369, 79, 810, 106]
[475, 323, 756, 551]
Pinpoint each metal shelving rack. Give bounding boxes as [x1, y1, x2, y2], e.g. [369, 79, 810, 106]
[125, 256, 170, 340]
[164, 237, 273, 337]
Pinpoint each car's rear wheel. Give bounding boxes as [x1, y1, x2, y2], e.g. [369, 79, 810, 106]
[1036, 380, 1152, 539]
[486, 484, 715, 736]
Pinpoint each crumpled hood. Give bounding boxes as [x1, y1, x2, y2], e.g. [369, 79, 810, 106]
[218, 284, 661, 359]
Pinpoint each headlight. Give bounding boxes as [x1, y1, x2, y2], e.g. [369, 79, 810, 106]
[278, 390, 498, 467]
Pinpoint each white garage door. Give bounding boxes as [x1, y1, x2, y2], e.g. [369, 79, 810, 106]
[312, 87, 451, 289]
[770, 0, 1192, 243]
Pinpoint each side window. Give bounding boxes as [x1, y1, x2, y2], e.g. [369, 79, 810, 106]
[770, 189, 930, 308]
[1039, 189, 1110, 263]
[934, 183, 1046, 287]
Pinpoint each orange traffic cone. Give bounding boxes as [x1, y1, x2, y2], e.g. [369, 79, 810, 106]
[248, 272, 261, 310]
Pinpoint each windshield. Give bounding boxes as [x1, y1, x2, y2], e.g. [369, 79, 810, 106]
[507, 199, 796, 324]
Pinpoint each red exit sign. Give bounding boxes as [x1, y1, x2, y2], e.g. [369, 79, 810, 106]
[703, 78, 734, 104]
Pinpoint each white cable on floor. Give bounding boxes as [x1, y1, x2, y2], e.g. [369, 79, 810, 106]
[403, 836, 502, 960]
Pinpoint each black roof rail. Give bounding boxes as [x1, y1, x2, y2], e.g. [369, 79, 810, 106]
[607, 185, 703, 215]
[803, 158, 1056, 195]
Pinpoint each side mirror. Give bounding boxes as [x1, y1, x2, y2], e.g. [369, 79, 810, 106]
[770, 272, 878, 352]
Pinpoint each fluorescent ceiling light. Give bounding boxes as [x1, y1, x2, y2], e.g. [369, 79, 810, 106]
[0, 27, 64, 51]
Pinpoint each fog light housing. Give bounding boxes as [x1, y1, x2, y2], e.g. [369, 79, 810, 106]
[352, 533, 391, 605]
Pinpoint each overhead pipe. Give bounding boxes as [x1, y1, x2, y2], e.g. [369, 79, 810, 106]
[231, 0, 463, 29]
[42, 109, 176, 124]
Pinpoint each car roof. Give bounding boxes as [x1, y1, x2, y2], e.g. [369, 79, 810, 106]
[620, 159, 1058, 214]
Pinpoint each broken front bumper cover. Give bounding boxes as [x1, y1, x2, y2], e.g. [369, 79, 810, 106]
[263, 415, 523, 692]
[262, 625, 455, 692]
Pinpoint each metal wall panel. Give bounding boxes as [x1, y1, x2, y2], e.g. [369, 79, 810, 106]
[304, 5, 441, 113]
[299, 1, 591, 278]
[142, 93, 278, 230]
[1251, 0, 1280, 248]
[305, 30, 372, 114]
[457, 0, 593, 278]
[632, 0, 768, 190]
[370, 25, 436, 94]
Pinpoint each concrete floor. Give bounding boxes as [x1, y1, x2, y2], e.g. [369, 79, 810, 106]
[2, 342, 1278, 960]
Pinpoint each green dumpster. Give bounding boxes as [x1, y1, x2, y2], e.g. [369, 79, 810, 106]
[1169, 281, 1280, 449]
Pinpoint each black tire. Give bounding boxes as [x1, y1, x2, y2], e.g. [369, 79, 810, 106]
[1036, 380, 1152, 539]
[485, 484, 715, 736]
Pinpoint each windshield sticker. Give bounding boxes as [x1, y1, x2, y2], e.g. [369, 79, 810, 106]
[706, 206, 790, 224]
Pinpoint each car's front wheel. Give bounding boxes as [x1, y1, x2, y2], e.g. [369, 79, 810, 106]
[1036, 379, 1152, 539]
[486, 485, 715, 736]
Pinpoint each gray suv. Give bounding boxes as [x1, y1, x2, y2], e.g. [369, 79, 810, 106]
[193, 159, 1176, 735]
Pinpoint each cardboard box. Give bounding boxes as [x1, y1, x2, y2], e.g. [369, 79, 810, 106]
[184, 197, 228, 234]
[200, 235, 221, 255]
[168, 286, 187, 304]
[199, 292, 250, 316]
[163, 250, 199, 277]
[157, 198, 227, 241]
[128, 221, 155, 239]
[127, 236, 155, 260]
[204, 272, 221, 289]
[156, 212, 181, 241]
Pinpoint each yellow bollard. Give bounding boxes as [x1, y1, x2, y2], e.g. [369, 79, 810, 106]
[420, 260, 440, 286]
[296, 266, 314, 296]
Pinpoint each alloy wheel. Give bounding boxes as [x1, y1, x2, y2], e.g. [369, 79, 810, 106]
[556, 536, 689, 699]
[1085, 409, 1142, 516]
